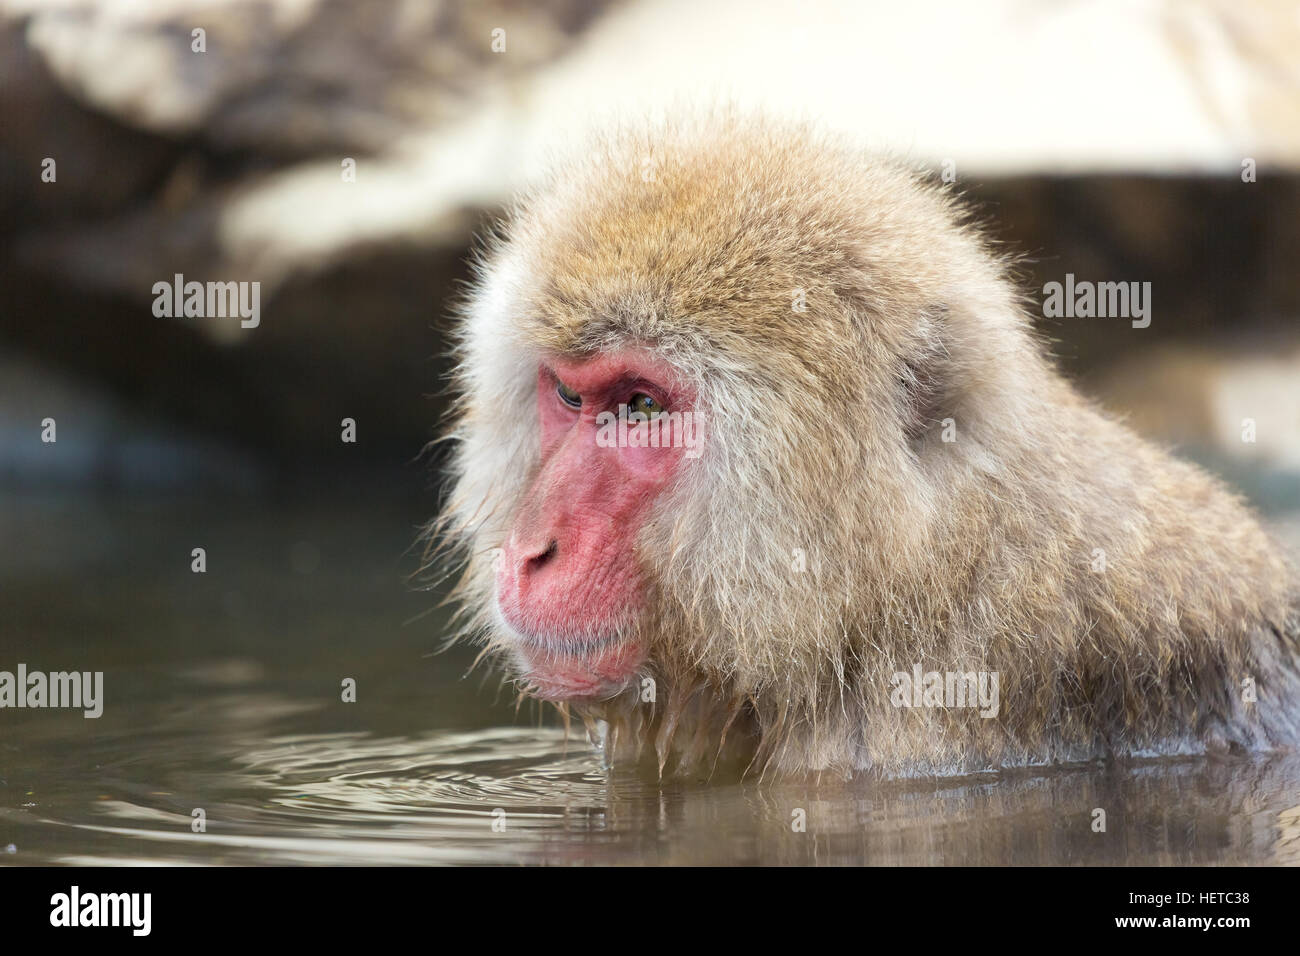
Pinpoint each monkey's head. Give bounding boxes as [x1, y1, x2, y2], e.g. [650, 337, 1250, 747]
[436, 115, 1042, 765]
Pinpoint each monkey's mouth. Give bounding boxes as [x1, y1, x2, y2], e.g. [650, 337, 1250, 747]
[506, 629, 645, 702]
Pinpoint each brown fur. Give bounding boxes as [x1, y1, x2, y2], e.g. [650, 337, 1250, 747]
[428, 113, 1300, 777]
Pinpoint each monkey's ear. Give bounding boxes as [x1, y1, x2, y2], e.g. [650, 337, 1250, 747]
[899, 306, 956, 443]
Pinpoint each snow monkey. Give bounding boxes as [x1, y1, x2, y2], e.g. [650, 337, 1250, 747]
[430, 114, 1300, 777]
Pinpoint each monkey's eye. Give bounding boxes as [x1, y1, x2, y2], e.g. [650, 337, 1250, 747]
[556, 381, 582, 409]
[628, 392, 664, 418]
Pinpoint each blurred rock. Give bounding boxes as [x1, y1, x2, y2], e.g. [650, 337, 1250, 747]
[12, 0, 608, 151]
[7, 0, 1299, 301]
[4, 0, 617, 297]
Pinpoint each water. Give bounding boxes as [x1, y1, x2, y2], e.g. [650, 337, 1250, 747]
[3, 493, 1299, 865]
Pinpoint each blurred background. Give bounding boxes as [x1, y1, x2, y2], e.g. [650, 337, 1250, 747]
[1, 0, 1299, 865]
[3, 0, 1300, 501]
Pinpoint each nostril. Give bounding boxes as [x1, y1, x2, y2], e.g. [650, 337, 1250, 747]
[526, 540, 558, 572]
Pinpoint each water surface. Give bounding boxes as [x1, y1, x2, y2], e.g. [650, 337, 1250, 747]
[3, 494, 1299, 865]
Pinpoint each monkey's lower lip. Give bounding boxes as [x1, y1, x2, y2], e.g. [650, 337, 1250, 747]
[512, 633, 644, 701]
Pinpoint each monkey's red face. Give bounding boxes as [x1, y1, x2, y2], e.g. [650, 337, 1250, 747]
[493, 350, 699, 700]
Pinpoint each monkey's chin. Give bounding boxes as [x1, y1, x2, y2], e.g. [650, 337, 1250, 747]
[504, 629, 645, 702]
